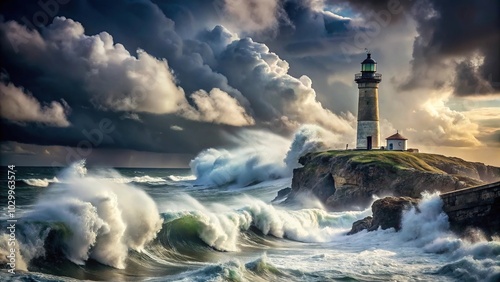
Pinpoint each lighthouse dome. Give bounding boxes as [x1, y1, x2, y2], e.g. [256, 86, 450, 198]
[361, 53, 377, 64]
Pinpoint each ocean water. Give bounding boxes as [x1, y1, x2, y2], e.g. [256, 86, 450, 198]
[0, 160, 499, 282]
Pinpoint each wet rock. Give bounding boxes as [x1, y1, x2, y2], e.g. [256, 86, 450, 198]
[347, 216, 372, 235]
[369, 196, 419, 231]
[271, 187, 291, 202]
[347, 196, 419, 235]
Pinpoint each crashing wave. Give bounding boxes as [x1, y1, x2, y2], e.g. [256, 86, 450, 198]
[189, 125, 341, 187]
[2, 160, 163, 269]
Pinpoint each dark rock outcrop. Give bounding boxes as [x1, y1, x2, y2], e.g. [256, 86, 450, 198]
[348, 196, 419, 235]
[369, 197, 418, 231]
[271, 187, 291, 202]
[287, 151, 500, 211]
[347, 216, 372, 235]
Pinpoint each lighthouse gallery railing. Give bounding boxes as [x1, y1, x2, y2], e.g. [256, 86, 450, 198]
[354, 73, 382, 80]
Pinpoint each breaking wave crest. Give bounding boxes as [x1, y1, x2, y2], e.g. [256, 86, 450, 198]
[109, 175, 166, 184]
[21, 173, 166, 188]
[189, 125, 341, 187]
[0, 161, 368, 273]
[156, 194, 369, 252]
[156, 254, 291, 282]
[3, 160, 163, 269]
[168, 175, 196, 182]
[22, 177, 59, 187]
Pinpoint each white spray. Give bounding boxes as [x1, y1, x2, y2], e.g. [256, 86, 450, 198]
[189, 125, 342, 187]
[22, 160, 163, 269]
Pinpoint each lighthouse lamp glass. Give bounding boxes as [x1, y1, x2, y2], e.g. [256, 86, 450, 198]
[362, 63, 376, 72]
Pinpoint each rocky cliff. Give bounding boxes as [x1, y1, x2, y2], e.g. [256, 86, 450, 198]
[285, 151, 500, 211]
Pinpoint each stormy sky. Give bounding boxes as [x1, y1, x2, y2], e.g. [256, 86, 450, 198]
[0, 0, 499, 167]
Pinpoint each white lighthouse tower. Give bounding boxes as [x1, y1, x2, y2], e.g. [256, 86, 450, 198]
[354, 53, 382, 149]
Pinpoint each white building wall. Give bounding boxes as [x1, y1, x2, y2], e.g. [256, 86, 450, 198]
[387, 140, 407, 151]
[356, 121, 380, 149]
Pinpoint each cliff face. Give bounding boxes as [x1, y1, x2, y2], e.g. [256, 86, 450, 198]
[285, 151, 500, 211]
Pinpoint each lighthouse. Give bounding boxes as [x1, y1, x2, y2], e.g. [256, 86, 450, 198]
[354, 53, 382, 150]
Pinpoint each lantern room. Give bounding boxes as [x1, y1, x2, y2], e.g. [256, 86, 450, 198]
[355, 53, 381, 83]
[361, 53, 377, 72]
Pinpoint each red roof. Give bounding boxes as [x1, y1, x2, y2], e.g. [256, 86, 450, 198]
[386, 132, 408, 140]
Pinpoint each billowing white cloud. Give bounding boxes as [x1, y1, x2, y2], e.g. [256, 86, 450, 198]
[1, 17, 354, 131]
[218, 37, 356, 136]
[404, 94, 481, 147]
[0, 17, 253, 126]
[424, 103, 480, 147]
[1, 18, 187, 114]
[0, 82, 70, 127]
[187, 88, 255, 126]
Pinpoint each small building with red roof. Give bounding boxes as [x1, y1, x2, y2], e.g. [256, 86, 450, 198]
[386, 131, 408, 151]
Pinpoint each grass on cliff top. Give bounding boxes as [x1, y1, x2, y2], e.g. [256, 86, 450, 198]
[315, 150, 445, 173]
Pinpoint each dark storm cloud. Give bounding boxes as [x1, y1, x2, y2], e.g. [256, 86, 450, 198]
[246, 1, 362, 114]
[1, 142, 35, 155]
[477, 129, 500, 147]
[0, 0, 356, 155]
[1, 105, 238, 154]
[0, 0, 245, 155]
[332, 0, 413, 16]
[0, 16, 253, 121]
[454, 61, 494, 96]
[329, 0, 499, 96]
[0, 0, 245, 101]
[401, 0, 500, 95]
[1, 0, 497, 160]
[266, 0, 354, 58]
